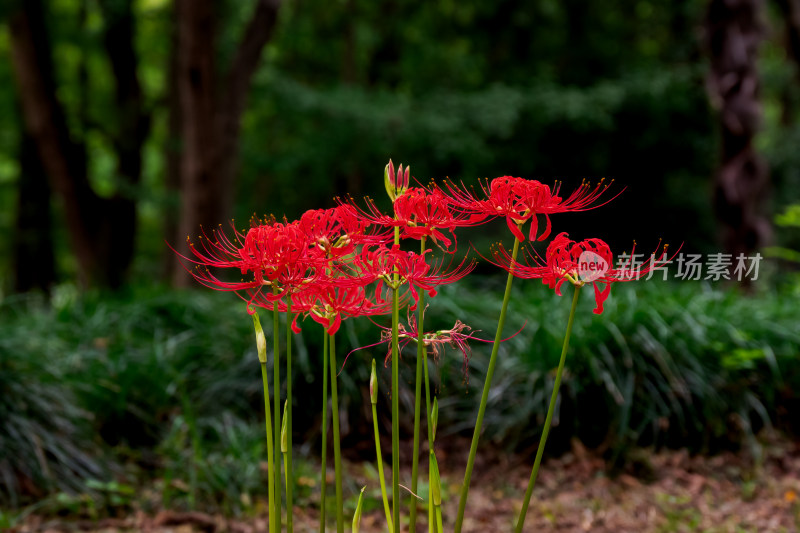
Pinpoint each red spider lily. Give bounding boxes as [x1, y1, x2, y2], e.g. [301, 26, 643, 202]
[490, 232, 673, 314]
[177, 218, 326, 311]
[345, 312, 524, 373]
[350, 186, 480, 249]
[298, 205, 388, 260]
[339, 244, 476, 309]
[443, 176, 617, 242]
[177, 222, 253, 289]
[286, 282, 394, 335]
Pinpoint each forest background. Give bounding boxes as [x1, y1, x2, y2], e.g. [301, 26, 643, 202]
[1, 0, 800, 527]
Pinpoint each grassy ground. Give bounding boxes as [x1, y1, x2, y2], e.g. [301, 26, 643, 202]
[7, 435, 800, 532]
[1, 278, 799, 529]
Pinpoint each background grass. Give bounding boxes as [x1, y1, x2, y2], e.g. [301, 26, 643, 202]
[0, 276, 798, 515]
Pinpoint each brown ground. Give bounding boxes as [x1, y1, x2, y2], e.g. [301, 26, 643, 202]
[10, 437, 800, 533]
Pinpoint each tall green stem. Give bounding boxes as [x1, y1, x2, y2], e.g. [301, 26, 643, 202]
[253, 311, 276, 533]
[453, 236, 521, 533]
[390, 226, 401, 533]
[409, 236, 427, 532]
[261, 363, 277, 533]
[319, 328, 329, 533]
[329, 332, 344, 533]
[515, 284, 581, 533]
[272, 294, 282, 526]
[424, 341, 436, 533]
[371, 361, 393, 533]
[285, 301, 294, 533]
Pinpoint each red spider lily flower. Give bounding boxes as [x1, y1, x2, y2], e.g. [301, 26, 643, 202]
[490, 232, 673, 314]
[339, 244, 476, 309]
[444, 176, 617, 242]
[392, 247, 475, 307]
[345, 312, 524, 373]
[177, 222, 253, 289]
[287, 283, 394, 335]
[298, 205, 388, 260]
[351, 186, 481, 250]
[177, 218, 324, 311]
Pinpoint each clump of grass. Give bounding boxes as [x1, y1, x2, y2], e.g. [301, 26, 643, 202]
[2, 278, 798, 510]
[435, 279, 800, 461]
[0, 295, 106, 507]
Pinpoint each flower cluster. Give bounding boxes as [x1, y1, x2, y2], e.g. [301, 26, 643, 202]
[180, 164, 652, 336]
[175, 162, 674, 533]
[180, 190, 475, 337]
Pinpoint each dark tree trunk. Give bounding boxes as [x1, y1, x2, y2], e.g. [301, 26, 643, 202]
[775, 0, 800, 124]
[170, 0, 282, 286]
[98, 0, 151, 283]
[14, 128, 56, 294]
[705, 0, 771, 270]
[9, 0, 148, 289]
[9, 0, 96, 288]
[163, 2, 183, 281]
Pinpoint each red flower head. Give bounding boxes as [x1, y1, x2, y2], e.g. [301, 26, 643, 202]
[288, 282, 393, 335]
[491, 232, 672, 314]
[298, 205, 387, 260]
[350, 186, 479, 250]
[445, 176, 617, 242]
[177, 218, 324, 311]
[340, 244, 475, 310]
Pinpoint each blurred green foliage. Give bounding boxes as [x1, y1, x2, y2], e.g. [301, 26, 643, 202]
[1, 277, 798, 512]
[7, 0, 800, 285]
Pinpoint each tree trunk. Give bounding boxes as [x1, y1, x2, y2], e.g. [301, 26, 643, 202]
[170, 0, 282, 286]
[775, 0, 800, 124]
[9, 0, 148, 289]
[13, 127, 56, 294]
[9, 0, 97, 288]
[705, 0, 771, 272]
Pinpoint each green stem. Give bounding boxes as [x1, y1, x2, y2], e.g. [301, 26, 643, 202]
[372, 400, 393, 533]
[423, 323, 435, 533]
[390, 226, 401, 533]
[319, 329, 329, 533]
[260, 363, 276, 533]
[428, 454, 435, 533]
[329, 332, 344, 533]
[254, 310, 277, 533]
[286, 303, 294, 533]
[272, 294, 282, 526]
[515, 284, 582, 533]
[409, 236, 427, 532]
[453, 236, 521, 533]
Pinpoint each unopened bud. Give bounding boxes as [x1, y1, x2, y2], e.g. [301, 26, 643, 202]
[370, 359, 378, 405]
[384, 160, 396, 202]
[352, 486, 366, 533]
[384, 159, 411, 202]
[251, 311, 267, 363]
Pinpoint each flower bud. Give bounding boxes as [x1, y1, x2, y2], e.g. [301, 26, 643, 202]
[370, 359, 378, 405]
[383, 159, 411, 202]
[251, 311, 267, 363]
[352, 486, 366, 533]
[384, 160, 396, 202]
